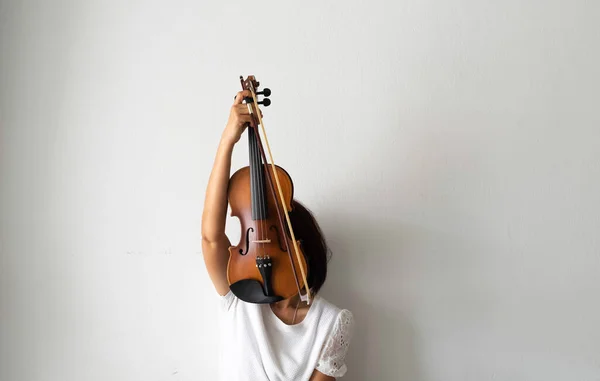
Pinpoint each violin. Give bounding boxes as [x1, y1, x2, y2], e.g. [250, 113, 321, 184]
[227, 75, 311, 305]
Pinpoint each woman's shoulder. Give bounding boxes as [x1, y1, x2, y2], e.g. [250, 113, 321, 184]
[313, 295, 354, 327]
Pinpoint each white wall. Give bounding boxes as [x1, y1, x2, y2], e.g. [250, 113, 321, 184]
[1, 1, 599, 380]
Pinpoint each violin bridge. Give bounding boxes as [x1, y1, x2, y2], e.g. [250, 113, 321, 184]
[252, 239, 272, 243]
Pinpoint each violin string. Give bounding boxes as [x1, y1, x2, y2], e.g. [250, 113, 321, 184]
[257, 127, 266, 255]
[250, 87, 267, 259]
[248, 101, 261, 258]
[258, 137, 266, 255]
[257, 121, 266, 257]
[256, 90, 266, 258]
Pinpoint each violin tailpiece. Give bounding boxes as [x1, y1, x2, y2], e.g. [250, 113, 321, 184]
[228, 256, 283, 304]
[257, 256, 275, 298]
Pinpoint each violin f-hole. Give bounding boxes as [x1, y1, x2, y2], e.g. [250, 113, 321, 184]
[269, 225, 287, 252]
[239, 227, 254, 255]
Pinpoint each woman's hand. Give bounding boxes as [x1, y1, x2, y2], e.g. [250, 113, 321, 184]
[222, 90, 254, 146]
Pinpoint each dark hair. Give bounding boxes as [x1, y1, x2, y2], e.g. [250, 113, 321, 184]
[289, 199, 330, 295]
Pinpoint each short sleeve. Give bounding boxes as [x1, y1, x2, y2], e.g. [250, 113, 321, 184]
[220, 289, 237, 312]
[316, 309, 354, 378]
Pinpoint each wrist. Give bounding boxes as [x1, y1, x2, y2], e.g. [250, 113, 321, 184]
[220, 132, 237, 149]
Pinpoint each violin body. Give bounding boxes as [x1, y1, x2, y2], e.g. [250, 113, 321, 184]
[226, 75, 311, 304]
[227, 165, 308, 302]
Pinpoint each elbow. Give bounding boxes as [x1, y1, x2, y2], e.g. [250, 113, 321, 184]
[200, 222, 220, 245]
[201, 231, 226, 247]
[201, 235, 217, 247]
[201, 232, 216, 246]
[200, 219, 229, 249]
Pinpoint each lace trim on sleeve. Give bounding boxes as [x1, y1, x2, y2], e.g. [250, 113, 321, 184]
[316, 309, 354, 377]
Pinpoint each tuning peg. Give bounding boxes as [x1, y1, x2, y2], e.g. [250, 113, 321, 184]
[256, 88, 271, 97]
[234, 89, 271, 100]
[236, 96, 271, 106]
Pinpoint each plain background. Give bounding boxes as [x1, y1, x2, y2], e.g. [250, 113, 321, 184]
[1, 1, 599, 380]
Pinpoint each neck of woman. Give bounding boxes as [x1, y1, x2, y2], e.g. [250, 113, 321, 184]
[271, 292, 307, 310]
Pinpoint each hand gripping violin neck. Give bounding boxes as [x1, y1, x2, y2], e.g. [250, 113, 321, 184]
[227, 75, 311, 305]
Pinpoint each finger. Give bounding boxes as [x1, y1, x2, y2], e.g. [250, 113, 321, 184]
[233, 91, 244, 105]
[233, 90, 252, 105]
[238, 115, 253, 125]
[238, 117, 252, 127]
[234, 104, 251, 114]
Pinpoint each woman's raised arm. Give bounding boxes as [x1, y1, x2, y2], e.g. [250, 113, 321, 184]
[201, 90, 252, 295]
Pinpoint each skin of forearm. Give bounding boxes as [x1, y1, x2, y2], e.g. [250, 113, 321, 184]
[201, 136, 235, 244]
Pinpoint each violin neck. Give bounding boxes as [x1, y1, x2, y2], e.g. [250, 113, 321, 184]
[248, 126, 269, 221]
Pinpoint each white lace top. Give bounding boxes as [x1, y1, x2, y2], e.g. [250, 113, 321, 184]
[217, 291, 354, 380]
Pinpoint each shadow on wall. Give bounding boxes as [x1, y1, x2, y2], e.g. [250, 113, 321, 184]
[318, 212, 424, 381]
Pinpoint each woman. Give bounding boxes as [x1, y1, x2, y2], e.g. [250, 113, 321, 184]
[201, 90, 354, 380]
